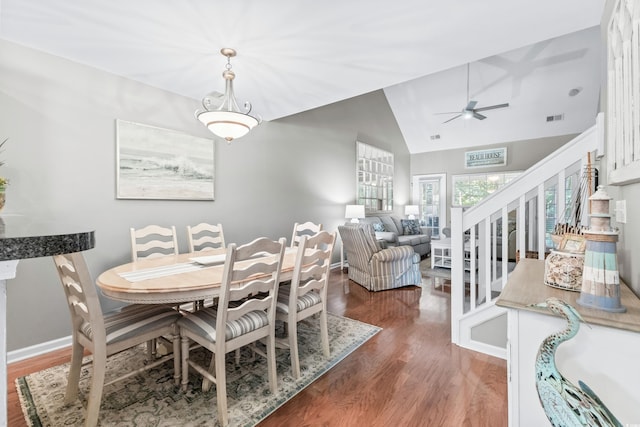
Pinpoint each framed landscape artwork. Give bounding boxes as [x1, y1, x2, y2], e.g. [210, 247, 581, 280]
[116, 120, 215, 200]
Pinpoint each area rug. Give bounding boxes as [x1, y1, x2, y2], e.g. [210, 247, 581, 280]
[17, 313, 380, 427]
[419, 257, 515, 281]
[420, 257, 470, 281]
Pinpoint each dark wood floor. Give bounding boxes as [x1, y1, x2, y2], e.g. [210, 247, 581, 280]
[7, 269, 508, 427]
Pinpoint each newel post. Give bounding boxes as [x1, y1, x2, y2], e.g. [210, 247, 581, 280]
[450, 206, 464, 345]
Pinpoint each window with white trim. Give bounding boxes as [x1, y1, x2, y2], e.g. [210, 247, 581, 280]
[356, 141, 394, 212]
[452, 172, 521, 207]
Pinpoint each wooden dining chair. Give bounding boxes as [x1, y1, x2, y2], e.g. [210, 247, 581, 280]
[276, 230, 336, 378]
[186, 222, 225, 252]
[53, 252, 181, 427]
[290, 221, 323, 247]
[130, 224, 179, 262]
[178, 236, 286, 427]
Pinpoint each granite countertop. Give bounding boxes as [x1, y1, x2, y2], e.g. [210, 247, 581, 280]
[0, 214, 95, 261]
[496, 259, 640, 334]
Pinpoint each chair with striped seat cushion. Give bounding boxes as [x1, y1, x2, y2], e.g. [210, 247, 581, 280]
[53, 252, 181, 427]
[276, 230, 336, 379]
[178, 236, 286, 427]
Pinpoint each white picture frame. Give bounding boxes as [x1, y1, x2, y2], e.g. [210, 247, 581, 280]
[116, 120, 214, 200]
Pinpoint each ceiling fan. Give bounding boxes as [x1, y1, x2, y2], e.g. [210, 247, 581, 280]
[438, 63, 509, 124]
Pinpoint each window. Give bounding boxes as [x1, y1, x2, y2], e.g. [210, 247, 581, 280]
[452, 172, 521, 207]
[356, 141, 393, 212]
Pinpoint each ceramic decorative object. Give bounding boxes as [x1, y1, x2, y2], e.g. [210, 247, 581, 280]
[577, 186, 625, 313]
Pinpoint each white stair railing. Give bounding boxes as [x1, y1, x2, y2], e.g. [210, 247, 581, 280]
[450, 120, 602, 353]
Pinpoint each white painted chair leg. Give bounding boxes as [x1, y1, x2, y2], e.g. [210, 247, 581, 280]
[85, 352, 107, 427]
[288, 319, 301, 379]
[180, 335, 190, 391]
[65, 340, 84, 403]
[320, 309, 330, 358]
[215, 350, 228, 426]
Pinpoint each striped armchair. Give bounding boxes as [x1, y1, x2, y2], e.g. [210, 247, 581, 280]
[338, 223, 421, 291]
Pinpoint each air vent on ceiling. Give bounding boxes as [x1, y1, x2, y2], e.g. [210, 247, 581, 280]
[546, 114, 564, 122]
[430, 134, 441, 140]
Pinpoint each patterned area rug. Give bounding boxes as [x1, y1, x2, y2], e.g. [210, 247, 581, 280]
[420, 257, 466, 281]
[17, 313, 380, 426]
[419, 257, 515, 281]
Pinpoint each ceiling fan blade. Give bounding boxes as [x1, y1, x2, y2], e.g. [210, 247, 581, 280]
[475, 103, 509, 112]
[434, 111, 462, 115]
[465, 100, 477, 110]
[473, 112, 487, 120]
[443, 114, 462, 124]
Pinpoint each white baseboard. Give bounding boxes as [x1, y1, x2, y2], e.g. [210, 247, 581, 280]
[7, 335, 72, 364]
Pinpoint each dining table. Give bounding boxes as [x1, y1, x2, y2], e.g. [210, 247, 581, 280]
[96, 246, 298, 305]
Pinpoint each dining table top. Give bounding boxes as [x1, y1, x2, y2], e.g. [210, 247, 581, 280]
[96, 247, 298, 305]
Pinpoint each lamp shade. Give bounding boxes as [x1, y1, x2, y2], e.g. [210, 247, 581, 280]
[345, 205, 365, 223]
[404, 205, 419, 216]
[197, 110, 260, 141]
[405, 205, 419, 219]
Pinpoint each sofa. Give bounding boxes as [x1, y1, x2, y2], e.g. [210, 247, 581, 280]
[338, 223, 422, 291]
[358, 215, 431, 257]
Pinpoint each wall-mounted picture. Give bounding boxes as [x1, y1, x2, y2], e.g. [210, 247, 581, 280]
[116, 120, 214, 200]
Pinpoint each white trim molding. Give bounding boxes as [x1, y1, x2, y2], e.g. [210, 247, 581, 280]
[607, 0, 640, 185]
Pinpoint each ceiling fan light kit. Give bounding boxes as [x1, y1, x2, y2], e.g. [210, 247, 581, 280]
[440, 63, 510, 124]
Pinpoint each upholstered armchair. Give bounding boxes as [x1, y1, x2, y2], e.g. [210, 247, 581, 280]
[338, 223, 421, 291]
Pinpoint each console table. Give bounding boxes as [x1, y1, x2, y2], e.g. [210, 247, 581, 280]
[0, 215, 95, 425]
[496, 259, 640, 425]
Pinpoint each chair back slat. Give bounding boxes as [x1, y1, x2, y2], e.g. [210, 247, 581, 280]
[53, 252, 106, 344]
[130, 225, 178, 261]
[187, 222, 225, 252]
[291, 221, 323, 247]
[226, 297, 273, 323]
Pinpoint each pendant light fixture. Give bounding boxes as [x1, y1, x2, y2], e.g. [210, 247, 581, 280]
[196, 48, 261, 142]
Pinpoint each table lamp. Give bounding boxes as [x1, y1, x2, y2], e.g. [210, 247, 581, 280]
[405, 205, 419, 220]
[345, 205, 365, 223]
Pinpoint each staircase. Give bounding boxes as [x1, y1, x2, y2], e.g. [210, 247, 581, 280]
[449, 115, 603, 358]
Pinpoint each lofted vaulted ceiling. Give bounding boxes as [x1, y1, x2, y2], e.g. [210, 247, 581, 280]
[0, 0, 606, 153]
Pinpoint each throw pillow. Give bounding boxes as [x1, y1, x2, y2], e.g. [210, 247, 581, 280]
[401, 219, 420, 235]
[373, 222, 386, 232]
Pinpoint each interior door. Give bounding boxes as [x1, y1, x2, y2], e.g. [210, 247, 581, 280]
[412, 174, 446, 239]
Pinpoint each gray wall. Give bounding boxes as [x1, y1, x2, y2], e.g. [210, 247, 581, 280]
[0, 39, 411, 351]
[410, 135, 576, 228]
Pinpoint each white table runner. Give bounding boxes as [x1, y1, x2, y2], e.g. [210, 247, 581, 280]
[118, 262, 207, 282]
